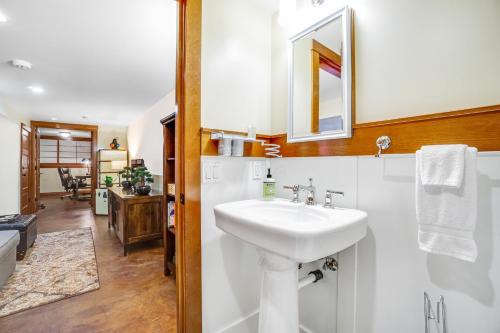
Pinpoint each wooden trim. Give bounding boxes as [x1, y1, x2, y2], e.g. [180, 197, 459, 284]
[201, 128, 272, 157]
[311, 50, 320, 133]
[201, 105, 500, 158]
[31, 120, 98, 213]
[40, 163, 89, 169]
[40, 191, 67, 197]
[40, 135, 92, 142]
[273, 105, 500, 157]
[176, 0, 202, 332]
[30, 121, 98, 131]
[311, 39, 341, 78]
[311, 40, 342, 68]
[20, 124, 36, 214]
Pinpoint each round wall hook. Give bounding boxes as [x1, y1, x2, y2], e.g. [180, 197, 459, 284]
[375, 136, 391, 157]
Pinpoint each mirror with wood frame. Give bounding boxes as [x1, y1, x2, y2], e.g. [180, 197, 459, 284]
[288, 6, 353, 143]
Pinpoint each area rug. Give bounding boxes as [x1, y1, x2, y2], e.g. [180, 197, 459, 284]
[0, 227, 100, 317]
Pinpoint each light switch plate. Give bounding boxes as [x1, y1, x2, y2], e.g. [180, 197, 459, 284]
[203, 161, 222, 183]
[203, 161, 213, 183]
[213, 162, 221, 180]
[252, 161, 264, 180]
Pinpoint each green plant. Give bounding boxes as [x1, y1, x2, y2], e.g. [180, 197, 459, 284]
[119, 166, 133, 180]
[104, 176, 114, 186]
[131, 167, 154, 186]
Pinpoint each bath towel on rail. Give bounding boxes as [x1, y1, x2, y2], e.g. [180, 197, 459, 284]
[416, 145, 478, 262]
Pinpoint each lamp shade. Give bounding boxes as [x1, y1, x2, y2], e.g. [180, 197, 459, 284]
[111, 160, 127, 170]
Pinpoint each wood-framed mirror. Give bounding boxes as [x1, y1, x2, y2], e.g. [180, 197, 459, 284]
[288, 6, 354, 143]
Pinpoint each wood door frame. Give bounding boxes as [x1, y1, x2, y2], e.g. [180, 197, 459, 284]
[30, 121, 98, 212]
[175, 0, 202, 332]
[20, 123, 36, 214]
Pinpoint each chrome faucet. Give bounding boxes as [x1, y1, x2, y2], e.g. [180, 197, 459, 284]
[301, 178, 316, 205]
[284, 178, 316, 205]
[283, 184, 301, 203]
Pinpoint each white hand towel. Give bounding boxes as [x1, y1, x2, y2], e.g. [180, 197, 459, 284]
[416, 147, 478, 262]
[419, 144, 467, 188]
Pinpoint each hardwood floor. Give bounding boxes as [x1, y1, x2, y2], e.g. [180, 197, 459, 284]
[0, 196, 177, 333]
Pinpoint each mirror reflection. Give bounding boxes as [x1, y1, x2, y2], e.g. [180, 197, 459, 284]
[289, 8, 352, 142]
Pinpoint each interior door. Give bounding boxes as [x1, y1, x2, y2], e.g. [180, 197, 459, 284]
[20, 124, 33, 214]
[34, 128, 40, 211]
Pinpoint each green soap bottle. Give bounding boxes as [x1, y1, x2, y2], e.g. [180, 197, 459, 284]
[263, 168, 276, 201]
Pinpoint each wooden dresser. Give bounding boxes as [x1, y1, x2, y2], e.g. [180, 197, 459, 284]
[107, 187, 163, 255]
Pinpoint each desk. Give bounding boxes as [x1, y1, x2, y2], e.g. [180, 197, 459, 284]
[75, 175, 92, 200]
[107, 187, 163, 255]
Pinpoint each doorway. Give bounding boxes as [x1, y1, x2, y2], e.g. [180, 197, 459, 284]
[20, 123, 35, 214]
[30, 121, 98, 212]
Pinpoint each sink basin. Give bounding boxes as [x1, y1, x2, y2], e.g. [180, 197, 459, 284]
[214, 198, 368, 333]
[214, 198, 368, 263]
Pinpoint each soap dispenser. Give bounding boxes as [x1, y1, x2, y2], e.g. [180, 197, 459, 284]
[263, 168, 276, 201]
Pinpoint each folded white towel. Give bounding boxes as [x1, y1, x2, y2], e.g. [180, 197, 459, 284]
[419, 144, 467, 188]
[416, 147, 478, 262]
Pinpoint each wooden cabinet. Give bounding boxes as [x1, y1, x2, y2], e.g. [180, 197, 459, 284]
[161, 113, 176, 277]
[108, 187, 163, 255]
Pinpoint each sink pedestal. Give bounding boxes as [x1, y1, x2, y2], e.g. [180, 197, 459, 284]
[258, 250, 299, 333]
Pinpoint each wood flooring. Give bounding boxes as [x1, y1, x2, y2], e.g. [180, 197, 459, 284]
[0, 196, 177, 333]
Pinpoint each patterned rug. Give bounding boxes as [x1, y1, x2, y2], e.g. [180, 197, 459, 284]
[0, 227, 100, 317]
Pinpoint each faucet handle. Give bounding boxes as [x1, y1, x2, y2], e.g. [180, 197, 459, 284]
[283, 185, 300, 203]
[324, 190, 344, 209]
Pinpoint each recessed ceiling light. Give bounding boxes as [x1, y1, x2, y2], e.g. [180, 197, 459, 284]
[51, 117, 58, 121]
[59, 131, 71, 138]
[0, 10, 8, 23]
[27, 85, 45, 95]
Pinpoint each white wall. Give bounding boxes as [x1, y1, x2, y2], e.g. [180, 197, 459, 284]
[98, 124, 128, 150]
[270, 153, 500, 333]
[270, 0, 500, 130]
[201, 157, 265, 333]
[127, 91, 175, 176]
[0, 101, 29, 215]
[201, 156, 340, 333]
[0, 115, 22, 214]
[201, 0, 272, 134]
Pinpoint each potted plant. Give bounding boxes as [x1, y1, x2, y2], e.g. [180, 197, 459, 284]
[104, 176, 114, 188]
[119, 167, 134, 190]
[132, 167, 154, 195]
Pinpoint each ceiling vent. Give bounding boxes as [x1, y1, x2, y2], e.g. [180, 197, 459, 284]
[9, 59, 32, 71]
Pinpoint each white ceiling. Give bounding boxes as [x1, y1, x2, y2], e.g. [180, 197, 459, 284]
[0, 0, 177, 126]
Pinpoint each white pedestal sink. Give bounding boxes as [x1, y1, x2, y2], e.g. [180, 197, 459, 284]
[214, 199, 368, 333]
